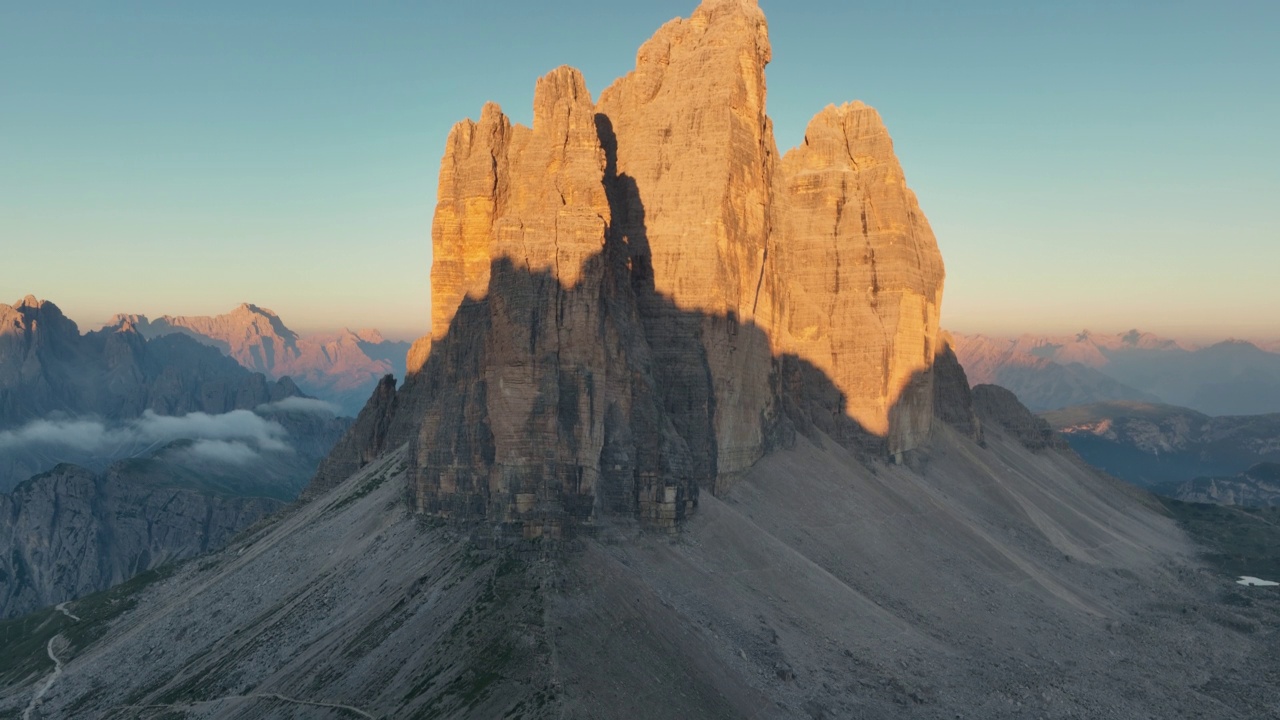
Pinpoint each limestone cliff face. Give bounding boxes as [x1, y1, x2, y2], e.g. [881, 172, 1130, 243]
[767, 103, 945, 451]
[596, 0, 777, 475]
[0, 463, 282, 619]
[401, 67, 700, 536]
[364, 0, 949, 534]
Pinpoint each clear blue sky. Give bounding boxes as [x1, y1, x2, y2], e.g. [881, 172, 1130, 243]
[2, 1, 1277, 340]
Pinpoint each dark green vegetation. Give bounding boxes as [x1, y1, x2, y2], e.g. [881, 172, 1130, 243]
[1160, 497, 1280, 580]
[0, 606, 67, 689]
[322, 459, 408, 517]
[110, 445, 301, 502]
[0, 565, 175, 688]
[399, 553, 547, 720]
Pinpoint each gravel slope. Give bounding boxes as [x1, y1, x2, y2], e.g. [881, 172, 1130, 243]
[3, 427, 1277, 719]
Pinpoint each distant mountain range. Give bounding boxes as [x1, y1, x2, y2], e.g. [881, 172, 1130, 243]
[1041, 400, 1280, 504]
[953, 330, 1280, 415]
[1158, 463, 1280, 507]
[0, 296, 357, 489]
[2, 296, 303, 429]
[106, 303, 411, 415]
[1, 296, 351, 617]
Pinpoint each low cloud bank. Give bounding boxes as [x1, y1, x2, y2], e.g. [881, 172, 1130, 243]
[185, 439, 262, 466]
[256, 397, 340, 416]
[0, 410, 292, 463]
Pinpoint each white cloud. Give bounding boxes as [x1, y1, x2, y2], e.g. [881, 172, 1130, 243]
[256, 397, 340, 416]
[0, 410, 292, 457]
[0, 418, 111, 452]
[183, 439, 260, 466]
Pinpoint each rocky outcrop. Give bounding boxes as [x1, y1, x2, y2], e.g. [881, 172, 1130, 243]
[972, 385, 1067, 452]
[389, 0, 950, 533]
[931, 339, 982, 442]
[108, 304, 412, 415]
[403, 66, 701, 536]
[0, 463, 282, 619]
[304, 374, 399, 501]
[595, 0, 778, 476]
[1165, 463, 1280, 507]
[767, 102, 945, 452]
[338, 0, 949, 535]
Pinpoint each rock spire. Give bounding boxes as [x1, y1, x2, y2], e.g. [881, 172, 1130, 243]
[352, 0, 948, 534]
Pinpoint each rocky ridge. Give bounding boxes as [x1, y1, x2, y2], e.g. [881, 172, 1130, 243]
[1162, 462, 1280, 507]
[108, 304, 411, 415]
[0, 463, 282, 619]
[1042, 401, 1280, 489]
[339, 0, 950, 536]
[952, 330, 1280, 415]
[1, 297, 301, 429]
[1, 296, 311, 490]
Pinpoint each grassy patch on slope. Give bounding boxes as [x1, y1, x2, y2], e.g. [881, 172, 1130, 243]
[1160, 498, 1280, 579]
[0, 565, 176, 689]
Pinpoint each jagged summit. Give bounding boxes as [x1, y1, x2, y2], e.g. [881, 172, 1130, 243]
[325, 0, 948, 537]
[103, 303, 410, 415]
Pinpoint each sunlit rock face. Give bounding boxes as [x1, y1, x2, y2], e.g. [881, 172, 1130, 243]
[406, 67, 700, 537]
[392, 0, 947, 534]
[595, 0, 778, 477]
[766, 102, 945, 451]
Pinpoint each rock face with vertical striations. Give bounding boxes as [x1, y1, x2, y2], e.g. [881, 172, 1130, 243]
[595, 0, 778, 477]
[304, 374, 400, 501]
[329, 0, 949, 535]
[766, 102, 945, 454]
[0, 462, 282, 619]
[398, 66, 702, 537]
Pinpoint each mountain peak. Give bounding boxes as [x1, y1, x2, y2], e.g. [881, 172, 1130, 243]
[232, 302, 280, 319]
[382, 0, 946, 536]
[354, 328, 386, 344]
[4, 296, 72, 331]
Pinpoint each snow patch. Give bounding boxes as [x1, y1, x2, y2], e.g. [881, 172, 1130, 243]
[1236, 576, 1279, 587]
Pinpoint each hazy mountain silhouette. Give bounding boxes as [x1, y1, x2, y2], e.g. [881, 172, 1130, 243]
[955, 330, 1280, 415]
[1043, 401, 1280, 490]
[108, 304, 412, 416]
